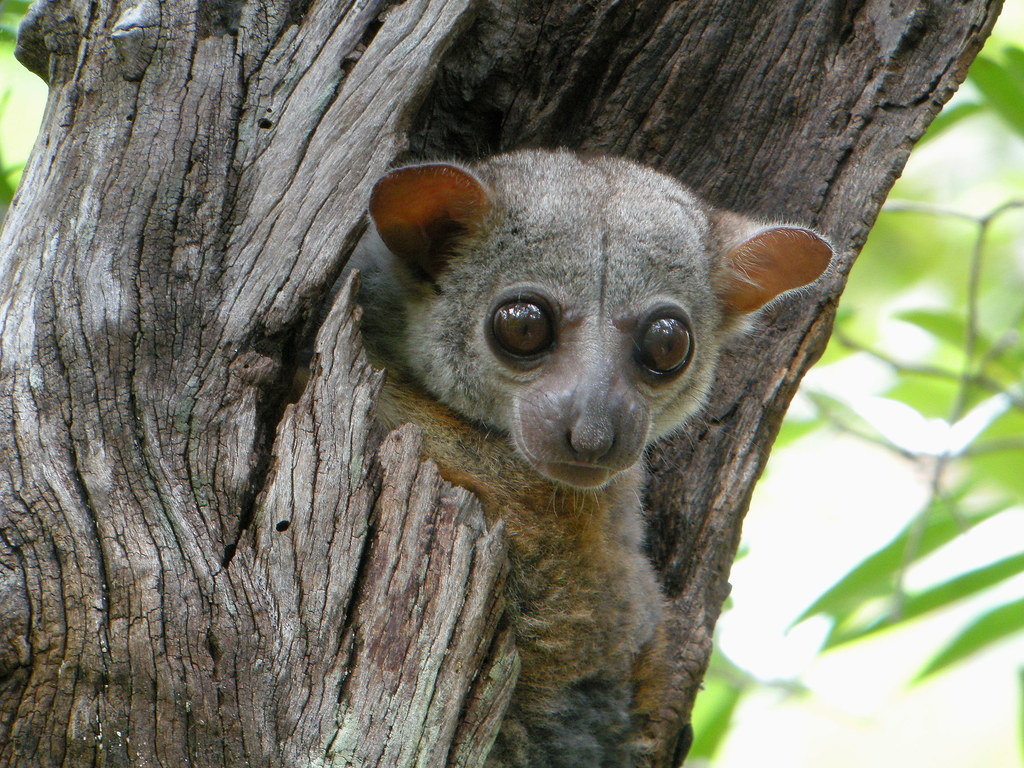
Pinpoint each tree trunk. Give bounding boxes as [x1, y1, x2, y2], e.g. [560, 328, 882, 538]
[0, 0, 1000, 766]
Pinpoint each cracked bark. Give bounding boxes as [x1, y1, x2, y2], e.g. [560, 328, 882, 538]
[0, 0, 1000, 766]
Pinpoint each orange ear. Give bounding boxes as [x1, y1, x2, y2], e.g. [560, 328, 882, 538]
[368, 163, 491, 278]
[719, 227, 832, 314]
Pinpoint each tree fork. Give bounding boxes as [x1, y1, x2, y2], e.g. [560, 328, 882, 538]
[0, 0, 1001, 766]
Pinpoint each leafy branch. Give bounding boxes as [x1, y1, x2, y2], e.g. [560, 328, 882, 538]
[798, 195, 1024, 680]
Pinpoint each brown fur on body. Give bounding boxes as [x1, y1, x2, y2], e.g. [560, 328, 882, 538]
[382, 377, 667, 765]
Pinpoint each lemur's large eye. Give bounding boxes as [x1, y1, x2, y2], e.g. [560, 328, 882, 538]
[492, 300, 554, 357]
[635, 312, 693, 375]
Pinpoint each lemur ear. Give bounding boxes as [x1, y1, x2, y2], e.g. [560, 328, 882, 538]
[716, 221, 833, 315]
[369, 162, 491, 278]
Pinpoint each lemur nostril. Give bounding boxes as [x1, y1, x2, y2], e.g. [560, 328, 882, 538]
[567, 423, 615, 463]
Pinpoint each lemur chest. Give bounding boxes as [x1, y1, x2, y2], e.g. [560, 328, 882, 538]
[381, 382, 664, 685]
[442, 459, 664, 686]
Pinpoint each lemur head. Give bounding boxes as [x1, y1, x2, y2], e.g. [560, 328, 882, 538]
[356, 150, 831, 489]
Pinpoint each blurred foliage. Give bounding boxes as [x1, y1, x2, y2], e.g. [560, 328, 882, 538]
[0, 89, 16, 207]
[690, 30, 1024, 767]
[797, 35, 1024, 681]
[0, 0, 29, 40]
[1, 1, 40, 216]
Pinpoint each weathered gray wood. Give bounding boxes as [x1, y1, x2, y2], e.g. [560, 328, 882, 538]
[1, 1, 511, 765]
[0, 0, 1001, 766]
[243, 273, 515, 766]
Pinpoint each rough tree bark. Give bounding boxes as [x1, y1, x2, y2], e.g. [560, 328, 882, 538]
[0, 0, 1000, 766]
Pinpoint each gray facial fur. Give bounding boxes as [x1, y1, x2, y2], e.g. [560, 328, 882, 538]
[350, 149, 825, 486]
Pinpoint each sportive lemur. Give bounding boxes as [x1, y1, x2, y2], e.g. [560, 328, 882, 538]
[347, 149, 832, 766]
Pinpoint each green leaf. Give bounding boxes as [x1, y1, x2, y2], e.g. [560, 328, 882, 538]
[0, 0, 33, 27]
[982, 343, 1024, 387]
[0, 90, 13, 204]
[903, 552, 1024, 619]
[968, 55, 1024, 138]
[773, 415, 822, 449]
[804, 390, 888, 444]
[883, 374, 961, 420]
[820, 598, 890, 648]
[1002, 45, 1024, 88]
[795, 494, 1001, 629]
[894, 308, 967, 350]
[919, 101, 984, 145]
[917, 596, 1024, 680]
[971, 409, 1024, 497]
[1, 168, 17, 204]
[688, 678, 743, 759]
[826, 550, 1024, 646]
[1, 0, 32, 43]
[891, 309, 1003, 384]
[688, 651, 756, 758]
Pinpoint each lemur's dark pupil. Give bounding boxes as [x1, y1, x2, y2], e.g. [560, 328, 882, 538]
[493, 302, 552, 356]
[639, 317, 691, 373]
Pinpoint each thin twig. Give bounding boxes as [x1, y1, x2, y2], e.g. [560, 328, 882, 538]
[803, 392, 920, 461]
[833, 330, 1024, 413]
[882, 198, 1024, 221]
[882, 199, 985, 221]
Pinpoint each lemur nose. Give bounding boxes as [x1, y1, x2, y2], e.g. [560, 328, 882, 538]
[566, 420, 615, 464]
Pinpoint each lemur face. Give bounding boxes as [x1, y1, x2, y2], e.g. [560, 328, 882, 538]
[480, 283, 693, 488]
[354, 151, 831, 489]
